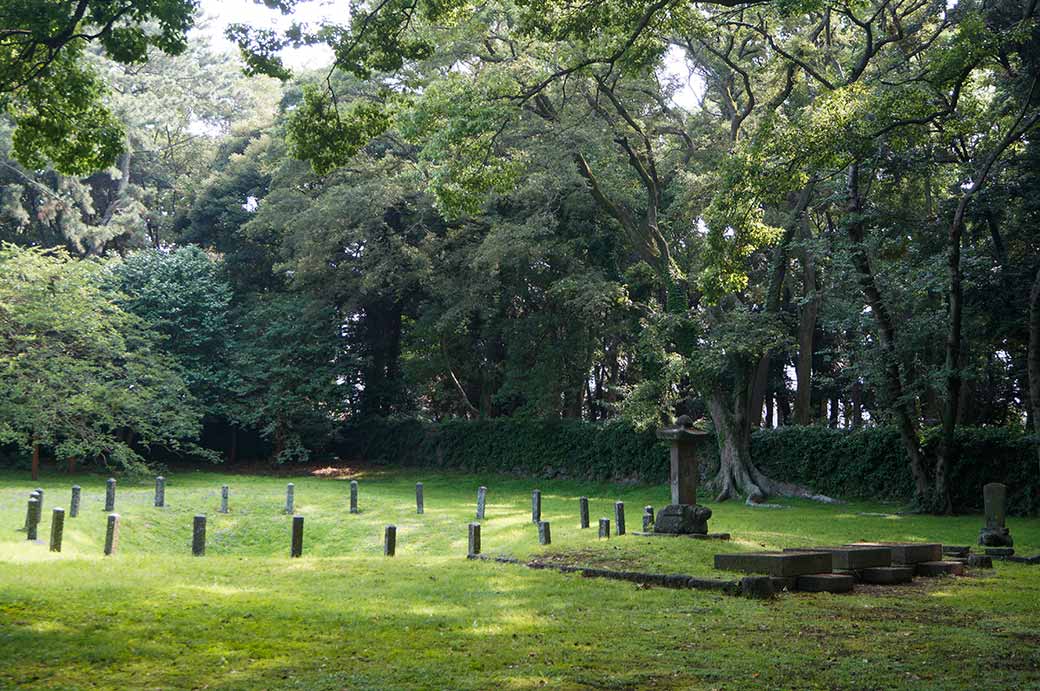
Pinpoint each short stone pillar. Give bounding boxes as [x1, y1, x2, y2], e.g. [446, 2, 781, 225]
[614, 502, 626, 536]
[104, 514, 120, 556]
[979, 483, 1013, 547]
[538, 521, 552, 545]
[654, 416, 712, 535]
[49, 508, 65, 552]
[531, 489, 542, 524]
[70, 486, 81, 518]
[476, 486, 487, 520]
[220, 485, 229, 514]
[468, 523, 481, 556]
[579, 496, 589, 529]
[104, 478, 116, 512]
[192, 515, 206, 556]
[598, 518, 610, 539]
[23, 491, 39, 531]
[350, 480, 359, 514]
[284, 483, 295, 514]
[26, 497, 40, 541]
[154, 476, 165, 507]
[290, 515, 304, 557]
[384, 525, 397, 556]
[643, 506, 654, 532]
[416, 483, 424, 514]
[34, 488, 44, 512]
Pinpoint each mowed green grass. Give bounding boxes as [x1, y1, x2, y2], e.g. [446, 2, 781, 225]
[0, 469, 1038, 690]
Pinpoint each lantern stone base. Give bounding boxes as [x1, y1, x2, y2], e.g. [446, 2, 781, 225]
[653, 504, 712, 535]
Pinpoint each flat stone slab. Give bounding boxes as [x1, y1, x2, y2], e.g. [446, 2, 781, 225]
[715, 551, 832, 577]
[796, 573, 855, 593]
[633, 532, 731, 540]
[967, 555, 993, 569]
[783, 546, 892, 570]
[915, 560, 965, 577]
[769, 576, 797, 592]
[943, 545, 971, 557]
[984, 547, 1015, 557]
[846, 542, 941, 564]
[858, 565, 915, 585]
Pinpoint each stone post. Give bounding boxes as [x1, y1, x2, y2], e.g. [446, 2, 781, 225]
[26, 497, 39, 541]
[476, 486, 487, 520]
[579, 497, 589, 529]
[384, 525, 397, 556]
[284, 483, 294, 514]
[350, 480, 359, 514]
[979, 482, 1013, 547]
[531, 489, 541, 524]
[291, 515, 304, 558]
[220, 485, 229, 514]
[614, 502, 626, 536]
[598, 518, 610, 539]
[70, 486, 81, 518]
[49, 508, 65, 552]
[34, 487, 43, 512]
[104, 478, 116, 512]
[538, 521, 552, 545]
[468, 523, 481, 556]
[416, 483, 424, 514]
[104, 514, 120, 556]
[23, 491, 39, 530]
[642, 506, 654, 532]
[154, 476, 165, 507]
[192, 515, 206, 556]
[654, 417, 712, 535]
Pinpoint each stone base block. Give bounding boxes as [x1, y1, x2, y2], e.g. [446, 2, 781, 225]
[796, 573, 855, 593]
[715, 551, 832, 577]
[739, 576, 776, 599]
[632, 532, 731, 540]
[967, 554, 993, 569]
[783, 546, 892, 570]
[858, 566, 915, 585]
[769, 576, 798, 592]
[979, 528, 1013, 548]
[846, 542, 941, 564]
[653, 504, 712, 535]
[915, 560, 965, 577]
[943, 545, 971, 557]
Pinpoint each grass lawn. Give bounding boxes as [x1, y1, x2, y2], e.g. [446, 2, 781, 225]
[1, 468, 1038, 690]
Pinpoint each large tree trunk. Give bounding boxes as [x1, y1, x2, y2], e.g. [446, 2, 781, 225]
[845, 164, 930, 502]
[794, 229, 819, 425]
[1030, 266, 1040, 480]
[31, 441, 40, 481]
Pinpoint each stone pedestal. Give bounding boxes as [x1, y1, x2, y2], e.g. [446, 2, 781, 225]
[654, 417, 712, 535]
[978, 483, 1013, 547]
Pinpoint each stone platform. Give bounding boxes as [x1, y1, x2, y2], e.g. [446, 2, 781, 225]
[783, 545, 891, 570]
[796, 573, 855, 593]
[846, 542, 941, 564]
[855, 565, 915, 585]
[915, 560, 965, 577]
[714, 551, 832, 578]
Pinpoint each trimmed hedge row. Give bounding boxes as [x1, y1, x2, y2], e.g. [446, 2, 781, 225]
[335, 419, 1039, 514]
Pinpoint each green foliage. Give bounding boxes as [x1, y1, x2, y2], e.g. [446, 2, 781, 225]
[0, 244, 206, 473]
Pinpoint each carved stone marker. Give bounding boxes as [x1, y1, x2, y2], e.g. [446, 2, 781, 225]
[192, 515, 206, 556]
[531, 489, 541, 523]
[655, 417, 713, 535]
[579, 497, 589, 529]
[468, 523, 481, 556]
[614, 502, 626, 536]
[598, 518, 610, 539]
[384, 525, 397, 556]
[290, 515, 304, 558]
[26, 497, 39, 541]
[350, 480, 359, 514]
[154, 476, 165, 507]
[70, 486, 81, 518]
[978, 483, 1013, 547]
[538, 521, 552, 545]
[104, 514, 120, 556]
[476, 486, 487, 520]
[105, 478, 116, 512]
[416, 483, 424, 514]
[49, 508, 65, 552]
[285, 483, 295, 514]
[220, 485, 229, 514]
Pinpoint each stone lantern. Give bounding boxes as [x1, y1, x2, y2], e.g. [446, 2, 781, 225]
[654, 415, 712, 534]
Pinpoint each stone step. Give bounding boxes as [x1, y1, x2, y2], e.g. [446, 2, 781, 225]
[915, 560, 965, 577]
[943, 545, 971, 557]
[796, 573, 855, 593]
[967, 555, 993, 569]
[846, 542, 942, 564]
[783, 545, 892, 570]
[714, 551, 832, 577]
[855, 566, 915, 585]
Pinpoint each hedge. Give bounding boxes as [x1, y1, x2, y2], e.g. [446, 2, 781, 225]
[335, 419, 1039, 515]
